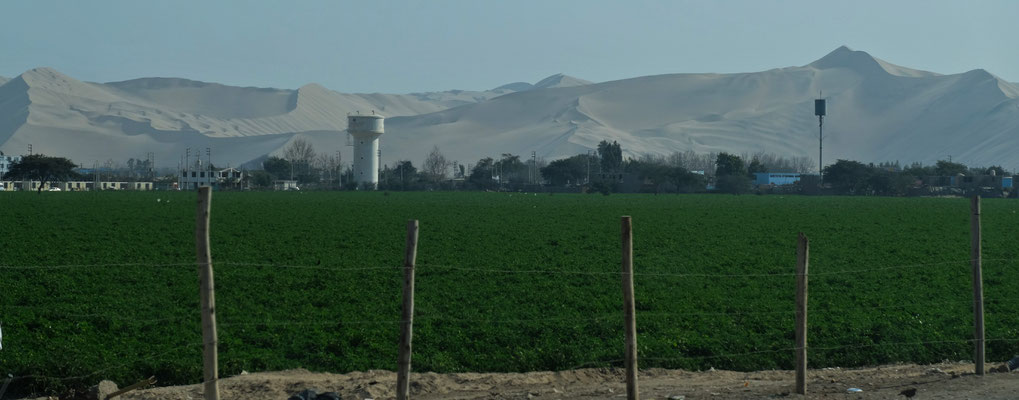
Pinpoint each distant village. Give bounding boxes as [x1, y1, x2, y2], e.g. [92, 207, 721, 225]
[1, 139, 1014, 198]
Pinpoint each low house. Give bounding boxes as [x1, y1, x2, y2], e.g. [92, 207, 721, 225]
[754, 172, 803, 186]
[0, 181, 152, 191]
[273, 180, 300, 191]
[179, 167, 246, 190]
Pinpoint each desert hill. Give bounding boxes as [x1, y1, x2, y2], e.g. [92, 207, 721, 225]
[0, 69, 579, 168]
[386, 46, 1019, 168]
[1, 46, 1017, 170]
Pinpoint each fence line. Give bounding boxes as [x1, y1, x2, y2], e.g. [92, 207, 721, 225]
[0, 262, 196, 270]
[415, 258, 1014, 278]
[4, 257, 1015, 275]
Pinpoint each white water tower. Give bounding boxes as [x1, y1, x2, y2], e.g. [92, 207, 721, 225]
[347, 113, 384, 189]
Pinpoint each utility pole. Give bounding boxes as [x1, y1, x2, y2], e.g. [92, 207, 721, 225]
[587, 150, 593, 184]
[815, 94, 826, 183]
[206, 147, 212, 188]
[531, 151, 537, 184]
[186, 147, 191, 190]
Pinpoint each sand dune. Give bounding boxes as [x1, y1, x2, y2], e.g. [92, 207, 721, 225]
[534, 73, 593, 89]
[0, 47, 1016, 169]
[385, 46, 1019, 168]
[0, 70, 570, 167]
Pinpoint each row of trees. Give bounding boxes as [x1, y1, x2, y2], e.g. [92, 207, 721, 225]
[822, 159, 1008, 196]
[537, 144, 815, 194]
[5, 139, 1009, 196]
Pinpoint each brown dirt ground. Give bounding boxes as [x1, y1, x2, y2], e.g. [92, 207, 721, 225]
[35, 361, 1003, 400]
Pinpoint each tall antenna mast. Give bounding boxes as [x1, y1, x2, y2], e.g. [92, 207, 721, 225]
[815, 92, 826, 182]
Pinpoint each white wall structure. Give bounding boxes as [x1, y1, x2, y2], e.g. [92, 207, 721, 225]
[347, 114, 384, 189]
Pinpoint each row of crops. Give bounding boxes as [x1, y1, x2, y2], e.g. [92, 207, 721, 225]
[2, 191, 1018, 395]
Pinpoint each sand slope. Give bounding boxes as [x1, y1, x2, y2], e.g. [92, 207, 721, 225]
[1, 47, 1017, 169]
[385, 46, 1019, 168]
[0, 70, 564, 167]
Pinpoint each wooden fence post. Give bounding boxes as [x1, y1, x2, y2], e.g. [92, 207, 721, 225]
[621, 216, 638, 400]
[396, 220, 419, 400]
[971, 195, 985, 376]
[195, 187, 219, 400]
[795, 232, 809, 395]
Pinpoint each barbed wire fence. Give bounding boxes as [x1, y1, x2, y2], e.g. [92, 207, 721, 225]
[0, 191, 1014, 400]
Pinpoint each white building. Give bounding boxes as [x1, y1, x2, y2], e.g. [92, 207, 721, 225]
[178, 165, 245, 190]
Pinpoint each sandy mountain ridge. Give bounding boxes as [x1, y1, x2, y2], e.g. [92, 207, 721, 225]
[1, 46, 1017, 170]
[386, 46, 1019, 169]
[0, 69, 573, 168]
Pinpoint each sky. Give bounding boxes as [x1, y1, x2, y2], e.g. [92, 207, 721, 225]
[1, 0, 1017, 93]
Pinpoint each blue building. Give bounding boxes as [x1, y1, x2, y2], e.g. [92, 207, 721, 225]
[754, 172, 802, 186]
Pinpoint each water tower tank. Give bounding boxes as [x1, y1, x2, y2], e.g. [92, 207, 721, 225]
[347, 114, 384, 189]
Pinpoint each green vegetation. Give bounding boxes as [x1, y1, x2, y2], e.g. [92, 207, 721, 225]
[1, 154, 81, 193]
[2, 192, 1019, 396]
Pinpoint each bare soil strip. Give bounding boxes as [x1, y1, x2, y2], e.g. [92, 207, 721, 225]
[87, 362, 1019, 400]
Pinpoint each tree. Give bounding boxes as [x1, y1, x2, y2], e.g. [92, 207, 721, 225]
[623, 156, 705, 193]
[597, 140, 622, 173]
[747, 157, 768, 175]
[541, 154, 591, 186]
[823, 159, 873, 194]
[714, 153, 746, 177]
[3, 154, 81, 193]
[248, 170, 274, 188]
[422, 146, 450, 182]
[903, 162, 935, 179]
[283, 138, 316, 180]
[262, 156, 292, 180]
[468, 157, 496, 189]
[867, 169, 914, 196]
[391, 160, 417, 190]
[713, 153, 749, 194]
[495, 153, 527, 183]
[934, 160, 967, 176]
[985, 165, 1007, 176]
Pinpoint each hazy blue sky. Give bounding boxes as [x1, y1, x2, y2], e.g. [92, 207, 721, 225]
[1, 0, 1016, 93]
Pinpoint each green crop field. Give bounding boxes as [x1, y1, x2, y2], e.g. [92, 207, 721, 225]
[2, 191, 1019, 395]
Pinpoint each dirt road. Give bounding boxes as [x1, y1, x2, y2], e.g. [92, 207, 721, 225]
[99, 361, 1019, 400]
